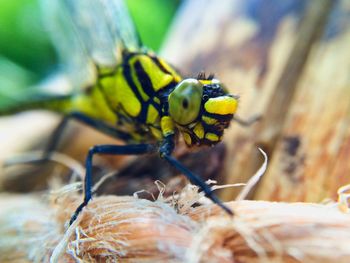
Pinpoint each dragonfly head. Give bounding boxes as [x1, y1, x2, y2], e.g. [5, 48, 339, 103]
[168, 77, 238, 146]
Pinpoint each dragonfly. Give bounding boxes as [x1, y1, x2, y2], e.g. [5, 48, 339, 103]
[1, 0, 243, 225]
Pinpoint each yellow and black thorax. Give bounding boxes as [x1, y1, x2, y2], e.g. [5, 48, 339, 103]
[70, 51, 182, 143]
[66, 51, 238, 146]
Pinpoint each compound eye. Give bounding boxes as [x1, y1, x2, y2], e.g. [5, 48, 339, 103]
[169, 79, 203, 125]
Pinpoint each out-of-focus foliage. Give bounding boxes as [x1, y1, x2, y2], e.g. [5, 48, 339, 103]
[0, 0, 56, 105]
[126, 0, 179, 51]
[0, 0, 179, 106]
[0, 0, 56, 75]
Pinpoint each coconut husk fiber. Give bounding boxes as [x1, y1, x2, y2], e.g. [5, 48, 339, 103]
[1, 179, 350, 263]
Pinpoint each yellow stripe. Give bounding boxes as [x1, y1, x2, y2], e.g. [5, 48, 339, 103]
[205, 133, 219, 142]
[199, 80, 212, 85]
[109, 72, 141, 118]
[139, 55, 174, 92]
[183, 132, 192, 145]
[204, 96, 238, 115]
[193, 122, 204, 139]
[202, 116, 217, 125]
[154, 97, 160, 104]
[158, 57, 182, 83]
[161, 116, 175, 136]
[146, 104, 159, 124]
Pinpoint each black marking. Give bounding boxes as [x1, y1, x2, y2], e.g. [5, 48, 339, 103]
[157, 80, 177, 99]
[122, 64, 148, 123]
[203, 84, 226, 98]
[200, 122, 223, 137]
[134, 58, 177, 114]
[156, 80, 180, 116]
[134, 57, 179, 116]
[150, 56, 171, 75]
[134, 60, 156, 98]
[151, 99, 162, 114]
[133, 59, 167, 120]
[182, 98, 189, 109]
[203, 112, 233, 122]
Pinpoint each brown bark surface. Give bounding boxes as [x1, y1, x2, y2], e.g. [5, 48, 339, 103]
[162, 0, 350, 202]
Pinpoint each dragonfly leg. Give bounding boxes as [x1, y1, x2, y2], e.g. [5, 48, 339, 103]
[6, 112, 132, 167]
[69, 143, 157, 225]
[159, 135, 233, 216]
[46, 112, 132, 157]
[162, 154, 234, 216]
[68, 112, 132, 141]
[43, 115, 70, 159]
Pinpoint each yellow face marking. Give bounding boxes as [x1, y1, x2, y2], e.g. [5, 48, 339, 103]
[183, 132, 192, 145]
[205, 133, 219, 142]
[202, 116, 217, 125]
[161, 116, 175, 136]
[193, 122, 204, 139]
[199, 80, 212, 85]
[146, 104, 159, 124]
[204, 96, 238, 115]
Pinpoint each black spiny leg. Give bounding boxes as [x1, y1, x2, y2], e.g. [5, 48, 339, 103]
[69, 143, 156, 225]
[46, 112, 133, 157]
[163, 155, 233, 216]
[43, 115, 70, 160]
[159, 135, 233, 216]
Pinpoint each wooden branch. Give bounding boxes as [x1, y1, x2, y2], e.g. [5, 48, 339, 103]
[1, 190, 350, 262]
[162, 0, 350, 202]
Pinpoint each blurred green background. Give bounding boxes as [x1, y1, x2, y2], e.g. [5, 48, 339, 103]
[0, 0, 179, 105]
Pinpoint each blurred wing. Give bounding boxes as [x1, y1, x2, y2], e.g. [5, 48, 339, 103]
[41, 0, 141, 92]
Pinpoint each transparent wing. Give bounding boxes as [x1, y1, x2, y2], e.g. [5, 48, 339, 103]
[40, 0, 141, 92]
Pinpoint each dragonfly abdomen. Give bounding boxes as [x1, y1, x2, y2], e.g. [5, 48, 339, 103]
[0, 95, 75, 117]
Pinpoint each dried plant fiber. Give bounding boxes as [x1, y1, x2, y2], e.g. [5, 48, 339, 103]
[0, 186, 350, 263]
